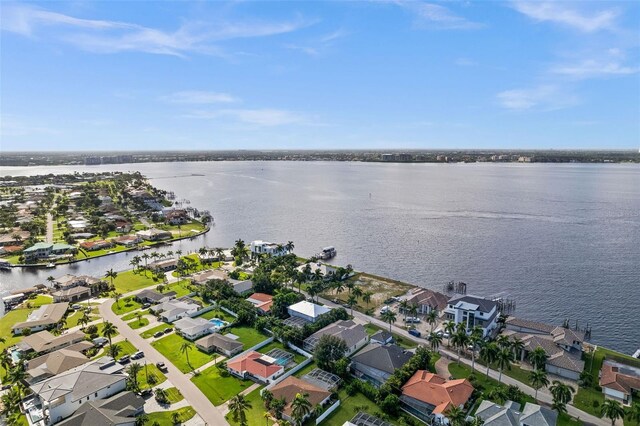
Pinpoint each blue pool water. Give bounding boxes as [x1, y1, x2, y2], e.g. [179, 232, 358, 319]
[209, 318, 228, 328]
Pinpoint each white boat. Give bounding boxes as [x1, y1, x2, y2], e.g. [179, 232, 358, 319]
[45, 263, 56, 268]
[318, 246, 337, 260]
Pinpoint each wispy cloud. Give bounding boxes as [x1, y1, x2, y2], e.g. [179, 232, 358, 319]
[391, 1, 484, 30]
[161, 91, 240, 104]
[496, 85, 578, 111]
[0, 114, 60, 137]
[285, 28, 348, 56]
[551, 58, 639, 79]
[185, 109, 311, 126]
[0, 5, 311, 57]
[511, 1, 619, 32]
[455, 57, 477, 67]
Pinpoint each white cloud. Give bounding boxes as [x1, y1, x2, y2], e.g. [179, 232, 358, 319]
[0, 5, 311, 57]
[391, 1, 484, 30]
[496, 85, 578, 111]
[185, 109, 310, 126]
[0, 115, 60, 137]
[285, 28, 348, 57]
[455, 57, 477, 67]
[551, 59, 639, 79]
[511, 1, 619, 32]
[162, 91, 239, 104]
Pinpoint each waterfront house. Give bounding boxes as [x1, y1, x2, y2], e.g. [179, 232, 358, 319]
[475, 399, 557, 426]
[504, 317, 586, 381]
[24, 357, 126, 426]
[25, 345, 93, 384]
[250, 240, 287, 258]
[23, 242, 76, 262]
[151, 299, 200, 323]
[400, 371, 474, 425]
[351, 343, 412, 386]
[135, 289, 176, 304]
[174, 317, 217, 340]
[287, 300, 331, 323]
[245, 293, 273, 314]
[405, 288, 450, 315]
[148, 258, 178, 272]
[195, 333, 243, 357]
[51, 286, 91, 303]
[17, 330, 88, 355]
[227, 351, 284, 384]
[12, 302, 69, 335]
[112, 235, 141, 247]
[164, 209, 189, 225]
[303, 320, 368, 355]
[599, 359, 640, 406]
[78, 240, 114, 251]
[443, 294, 499, 338]
[135, 228, 172, 241]
[191, 268, 253, 294]
[269, 376, 332, 423]
[56, 390, 144, 426]
[51, 274, 104, 293]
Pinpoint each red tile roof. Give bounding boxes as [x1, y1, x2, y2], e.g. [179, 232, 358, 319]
[600, 362, 640, 395]
[401, 371, 474, 415]
[227, 351, 283, 380]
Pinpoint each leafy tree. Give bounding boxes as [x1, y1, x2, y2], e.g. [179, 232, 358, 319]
[313, 334, 348, 372]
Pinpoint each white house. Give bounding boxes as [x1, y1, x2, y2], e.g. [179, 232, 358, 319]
[174, 317, 216, 340]
[476, 399, 557, 426]
[151, 299, 200, 323]
[12, 303, 69, 335]
[250, 240, 287, 258]
[443, 295, 499, 338]
[287, 301, 331, 323]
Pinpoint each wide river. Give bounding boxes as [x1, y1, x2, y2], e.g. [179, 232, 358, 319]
[1, 161, 638, 354]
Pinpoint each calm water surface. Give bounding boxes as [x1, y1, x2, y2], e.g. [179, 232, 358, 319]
[1, 162, 639, 354]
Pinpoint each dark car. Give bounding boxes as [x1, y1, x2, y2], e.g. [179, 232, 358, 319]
[408, 329, 421, 338]
[139, 389, 153, 398]
[119, 355, 130, 363]
[154, 331, 164, 338]
[164, 328, 173, 333]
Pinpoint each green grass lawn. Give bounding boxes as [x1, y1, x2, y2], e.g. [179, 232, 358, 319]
[122, 310, 150, 321]
[224, 326, 269, 348]
[115, 340, 138, 359]
[152, 333, 216, 373]
[322, 389, 383, 426]
[111, 296, 143, 315]
[75, 245, 131, 260]
[195, 309, 236, 322]
[133, 363, 167, 389]
[94, 322, 120, 339]
[294, 361, 317, 378]
[111, 269, 159, 293]
[146, 407, 196, 425]
[141, 324, 172, 339]
[164, 387, 184, 404]
[449, 362, 535, 404]
[65, 310, 97, 328]
[127, 317, 150, 329]
[191, 364, 253, 406]
[258, 341, 306, 365]
[363, 323, 417, 349]
[21, 294, 53, 308]
[225, 387, 272, 426]
[164, 279, 195, 297]
[0, 308, 33, 376]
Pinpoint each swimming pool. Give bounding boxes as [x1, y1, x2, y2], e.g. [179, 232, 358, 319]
[209, 318, 229, 329]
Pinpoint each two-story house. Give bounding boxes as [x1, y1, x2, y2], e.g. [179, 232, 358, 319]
[443, 295, 499, 338]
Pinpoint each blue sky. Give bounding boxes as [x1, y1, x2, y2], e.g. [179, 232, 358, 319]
[1, 1, 639, 151]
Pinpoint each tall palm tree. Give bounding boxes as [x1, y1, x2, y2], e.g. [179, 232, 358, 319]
[429, 331, 443, 352]
[352, 286, 363, 300]
[79, 311, 91, 330]
[600, 399, 625, 425]
[291, 392, 312, 426]
[142, 253, 150, 275]
[480, 342, 498, 378]
[627, 402, 640, 425]
[529, 369, 550, 400]
[381, 310, 397, 333]
[549, 380, 575, 415]
[445, 405, 466, 426]
[511, 337, 525, 361]
[127, 362, 143, 392]
[451, 329, 469, 365]
[426, 310, 438, 331]
[46, 276, 56, 288]
[469, 331, 484, 371]
[285, 241, 295, 253]
[108, 343, 122, 359]
[171, 411, 181, 425]
[102, 321, 117, 347]
[180, 342, 193, 370]
[105, 269, 118, 290]
[528, 347, 548, 371]
[496, 334, 511, 349]
[215, 248, 225, 267]
[496, 347, 513, 383]
[229, 394, 252, 426]
[443, 321, 456, 347]
[347, 294, 358, 316]
[399, 300, 409, 321]
[362, 291, 373, 309]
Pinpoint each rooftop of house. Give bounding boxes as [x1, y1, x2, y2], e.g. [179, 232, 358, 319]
[174, 317, 214, 335]
[370, 330, 393, 343]
[26, 348, 91, 381]
[56, 391, 144, 426]
[17, 330, 87, 353]
[227, 351, 283, 379]
[246, 293, 273, 312]
[51, 286, 91, 298]
[196, 333, 243, 351]
[270, 376, 331, 418]
[351, 343, 412, 374]
[305, 320, 367, 349]
[288, 300, 331, 319]
[447, 294, 498, 313]
[12, 302, 69, 331]
[401, 371, 474, 415]
[476, 399, 557, 426]
[599, 360, 640, 395]
[136, 288, 176, 303]
[406, 288, 450, 311]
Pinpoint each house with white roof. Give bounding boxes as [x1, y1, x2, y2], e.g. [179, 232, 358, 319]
[150, 299, 200, 323]
[174, 317, 217, 340]
[250, 240, 287, 258]
[475, 399, 557, 426]
[443, 295, 499, 338]
[287, 301, 331, 323]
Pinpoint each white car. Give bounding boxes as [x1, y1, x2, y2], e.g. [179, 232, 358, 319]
[404, 317, 421, 323]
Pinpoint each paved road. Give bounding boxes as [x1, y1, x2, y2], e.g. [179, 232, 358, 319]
[99, 298, 229, 426]
[45, 213, 53, 243]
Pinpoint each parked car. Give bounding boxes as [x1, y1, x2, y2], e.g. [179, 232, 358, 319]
[119, 355, 130, 363]
[92, 337, 108, 347]
[156, 362, 168, 372]
[142, 303, 151, 309]
[131, 351, 144, 360]
[404, 317, 421, 323]
[153, 331, 164, 338]
[72, 304, 82, 310]
[408, 329, 422, 338]
[139, 389, 153, 398]
[380, 306, 391, 314]
[164, 327, 173, 333]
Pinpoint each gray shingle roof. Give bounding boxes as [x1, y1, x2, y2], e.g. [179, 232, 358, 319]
[352, 343, 412, 375]
[57, 391, 144, 426]
[449, 295, 497, 313]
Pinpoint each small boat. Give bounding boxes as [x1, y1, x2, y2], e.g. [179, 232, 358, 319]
[0, 261, 12, 270]
[318, 246, 337, 260]
[45, 263, 56, 268]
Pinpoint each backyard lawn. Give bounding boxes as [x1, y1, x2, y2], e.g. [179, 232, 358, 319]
[164, 280, 194, 297]
[224, 326, 269, 348]
[111, 296, 142, 315]
[127, 317, 150, 329]
[21, 295, 53, 308]
[191, 364, 253, 406]
[322, 389, 385, 426]
[194, 308, 236, 322]
[111, 269, 159, 293]
[141, 324, 172, 339]
[152, 333, 215, 373]
[164, 387, 184, 404]
[225, 387, 272, 426]
[146, 407, 196, 425]
[133, 363, 167, 389]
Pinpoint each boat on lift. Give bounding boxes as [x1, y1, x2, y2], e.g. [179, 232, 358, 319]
[318, 246, 337, 260]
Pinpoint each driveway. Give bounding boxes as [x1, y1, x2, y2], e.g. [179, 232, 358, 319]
[99, 298, 229, 426]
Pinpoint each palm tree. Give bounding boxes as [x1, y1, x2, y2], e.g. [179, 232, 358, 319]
[511, 337, 524, 361]
[127, 362, 143, 392]
[79, 311, 91, 330]
[443, 320, 456, 347]
[549, 380, 575, 415]
[529, 369, 550, 400]
[528, 347, 548, 371]
[135, 312, 143, 325]
[102, 321, 117, 347]
[362, 291, 373, 309]
[381, 310, 397, 333]
[468, 417, 485, 426]
[154, 387, 169, 404]
[142, 253, 150, 274]
[480, 342, 498, 378]
[429, 332, 443, 352]
[347, 294, 358, 316]
[426, 310, 438, 331]
[108, 343, 122, 359]
[352, 286, 363, 300]
[171, 411, 181, 425]
[399, 300, 409, 321]
[215, 248, 225, 267]
[600, 399, 625, 425]
[285, 241, 295, 253]
[46, 275, 56, 288]
[469, 331, 484, 371]
[113, 291, 122, 307]
[290, 392, 312, 426]
[229, 394, 252, 426]
[445, 405, 466, 426]
[627, 402, 640, 425]
[180, 342, 193, 370]
[496, 334, 511, 349]
[105, 269, 118, 289]
[496, 347, 513, 383]
[451, 329, 469, 365]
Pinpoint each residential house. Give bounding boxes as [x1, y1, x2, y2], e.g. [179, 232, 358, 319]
[112, 235, 141, 247]
[475, 399, 557, 426]
[303, 320, 368, 355]
[148, 258, 178, 272]
[135, 289, 177, 304]
[25, 346, 92, 384]
[246, 293, 273, 314]
[24, 357, 126, 426]
[600, 359, 640, 406]
[0, 229, 30, 246]
[288, 301, 331, 323]
[296, 262, 338, 279]
[405, 288, 450, 315]
[56, 391, 144, 426]
[195, 333, 244, 357]
[370, 330, 394, 345]
[191, 269, 253, 294]
[504, 317, 586, 381]
[78, 240, 114, 251]
[51, 286, 91, 303]
[250, 240, 287, 258]
[23, 243, 76, 262]
[443, 294, 499, 338]
[227, 351, 284, 384]
[351, 343, 412, 386]
[52, 275, 103, 292]
[269, 376, 332, 423]
[114, 221, 132, 233]
[400, 371, 474, 424]
[164, 209, 189, 225]
[135, 228, 172, 241]
[17, 331, 89, 355]
[12, 303, 69, 335]
[174, 317, 217, 340]
[150, 299, 200, 323]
